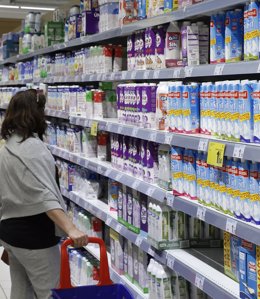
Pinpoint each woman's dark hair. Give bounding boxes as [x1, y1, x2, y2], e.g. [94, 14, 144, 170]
[1, 89, 47, 141]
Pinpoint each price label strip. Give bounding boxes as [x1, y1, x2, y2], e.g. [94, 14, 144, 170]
[233, 144, 246, 159]
[164, 133, 173, 144]
[173, 68, 181, 78]
[184, 67, 193, 77]
[143, 70, 150, 80]
[105, 217, 113, 226]
[166, 254, 175, 269]
[131, 71, 137, 80]
[195, 274, 205, 290]
[196, 206, 206, 221]
[135, 235, 143, 247]
[226, 218, 237, 235]
[166, 193, 175, 208]
[214, 64, 225, 76]
[207, 141, 226, 167]
[198, 139, 209, 152]
[153, 70, 160, 79]
[147, 187, 156, 197]
[131, 180, 141, 190]
[90, 121, 98, 136]
[150, 132, 157, 142]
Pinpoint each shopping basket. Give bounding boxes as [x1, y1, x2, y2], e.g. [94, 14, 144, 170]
[51, 236, 134, 299]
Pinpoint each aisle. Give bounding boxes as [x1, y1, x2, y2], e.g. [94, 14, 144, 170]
[0, 247, 11, 299]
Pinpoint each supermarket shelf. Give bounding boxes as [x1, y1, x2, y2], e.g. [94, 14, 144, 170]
[85, 244, 148, 299]
[167, 193, 260, 246]
[49, 145, 166, 202]
[0, 55, 17, 66]
[45, 108, 69, 119]
[51, 144, 260, 246]
[69, 116, 260, 163]
[0, 80, 28, 86]
[0, 1, 248, 66]
[61, 188, 239, 299]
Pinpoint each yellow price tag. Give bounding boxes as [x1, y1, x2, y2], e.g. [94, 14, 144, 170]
[207, 142, 226, 167]
[91, 121, 98, 136]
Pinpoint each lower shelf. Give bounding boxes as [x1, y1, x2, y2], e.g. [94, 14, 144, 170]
[61, 188, 240, 299]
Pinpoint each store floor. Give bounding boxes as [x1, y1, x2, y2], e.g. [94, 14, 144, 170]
[0, 247, 11, 299]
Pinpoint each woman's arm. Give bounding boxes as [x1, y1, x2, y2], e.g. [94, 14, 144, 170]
[46, 209, 88, 248]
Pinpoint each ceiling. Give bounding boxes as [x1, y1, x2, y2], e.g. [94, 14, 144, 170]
[0, 0, 71, 19]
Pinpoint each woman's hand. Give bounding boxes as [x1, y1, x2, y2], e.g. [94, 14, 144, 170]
[68, 227, 88, 248]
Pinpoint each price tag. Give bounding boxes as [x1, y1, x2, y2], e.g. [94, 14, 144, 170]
[226, 218, 237, 234]
[106, 123, 113, 131]
[135, 235, 143, 247]
[131, 127, 139, 137]
[76, 157, 82, 164]
[89, 74, 95, 81]
[207, 142, 226, 167]
[143, 70, 150, 79]
[195, 274, 205, 290]
[233, 144, 246, 159]
[198, 139, 209, 152]
[166, 255, 175, 269]
[166, 193, 175, 208]
[105, 168, 113, 177]
[115, 173, 123, 182]
[84, 160, 89, 168]
[153, 70, 160, 79]
[214, 64, 225, 76]
[91, 121, 98, 136]
[110, 72, 116, 80]
[106, 217, 113, 226]
[184, 67, 193, 77]
[131, 180, 141, 190]
[150, 132, 157, 142]
[121, 71, 127, 80]
[196, 206, 206, 221]
[148, 247, 155, 256]
[173, 68, 181, 78]
[147, 187, 156, 197]
[115, 223, 122, 233]
[117, 126, 123, 134]
[97, 165, 102, 174]
[164, 134, 173, 144]
[131, 71, 137, 80]
[257, 62, 260, 73]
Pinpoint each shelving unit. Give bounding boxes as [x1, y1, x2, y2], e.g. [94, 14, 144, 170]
[62, 187, 239, 299]
[49, 145, 260, 247]
[1, 1, 259, 298]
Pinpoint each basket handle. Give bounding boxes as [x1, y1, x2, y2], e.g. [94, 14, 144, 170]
[59, 237, 113, 289]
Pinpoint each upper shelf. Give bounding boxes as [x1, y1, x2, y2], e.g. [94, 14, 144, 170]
[0, 0, 247, 66]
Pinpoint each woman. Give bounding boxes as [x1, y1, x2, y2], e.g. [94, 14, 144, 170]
[0, 89, 88, 299]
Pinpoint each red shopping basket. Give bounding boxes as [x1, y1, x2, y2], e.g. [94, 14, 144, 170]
[51, 237, 134, 299]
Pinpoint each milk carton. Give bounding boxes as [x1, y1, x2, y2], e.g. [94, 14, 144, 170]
[187, 23, 200, 66]
[224, 232, 240, 282]
[155, 25, 166, 69]
[239, 81, 254, 143]
[168, 82, 183, 133]
[145, 27, 156, 70]
[110, 228, 124, 274]
[225, 9, 244, 63]
[239, 240, 260, 299]
[253, 82, 260, 143]
[246, 0, 260, 61]
[197, 22, 209, 64]
[165, 22, 182, 68]
[182, 83, 200, 134]
[127, 35, 135, 70]
[249, 161, 260, 225]
[236, 159, 250, 221]
[158, 144, 172, 190]
[142, 84, 157, 129]
[171, 146, 184, 196]
[210, 13, 225, 64]
[181, 21, 191, 66]
[156, 82, 170, 130]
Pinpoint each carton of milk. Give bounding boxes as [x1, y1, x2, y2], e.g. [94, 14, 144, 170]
[224, 232, 240, 282]
[110, 228, 124, 275]
[186, 23, 200, 66]
[239, 239, 260, 299]
[210, 13, 225, 64]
